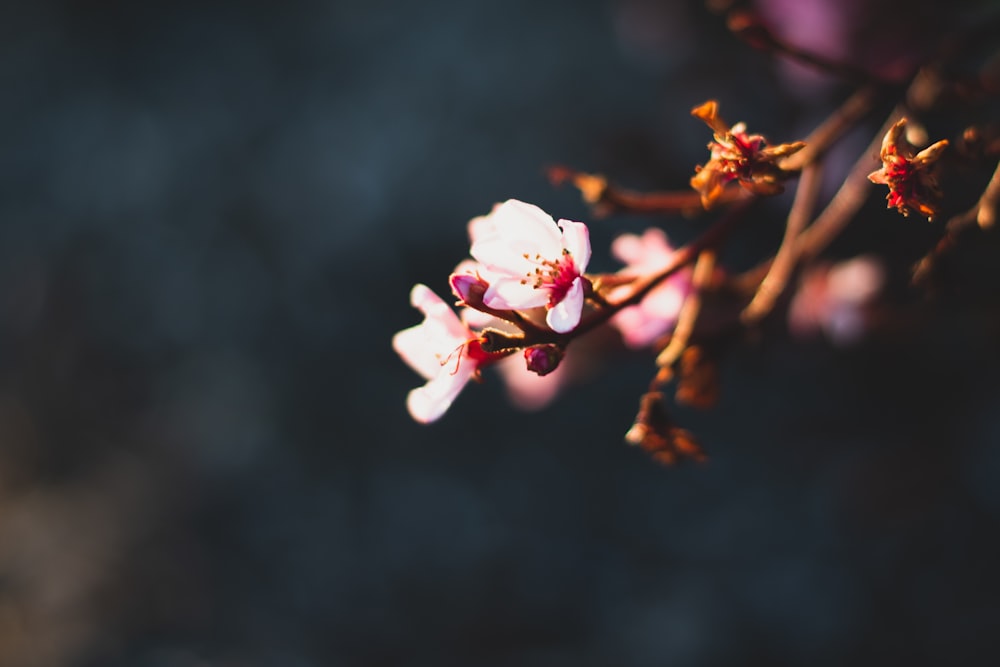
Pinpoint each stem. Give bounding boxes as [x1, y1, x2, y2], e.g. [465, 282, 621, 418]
[547, 165, 747, 217]
[780, 85, 881, 172]
[656, 249, 717, 368]
[741, 162, 823, 324]
[793, 106, 906, 263]
[726, 9, 899, 87]
[912, 158, 1000, 285]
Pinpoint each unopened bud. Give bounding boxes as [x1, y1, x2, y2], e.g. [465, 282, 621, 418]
[523, 344, 563, 376]
[449, 272, 489, 307]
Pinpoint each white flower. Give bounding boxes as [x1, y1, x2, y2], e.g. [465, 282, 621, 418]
[392, 284, 494, 423]
[469, 199, 591, 333]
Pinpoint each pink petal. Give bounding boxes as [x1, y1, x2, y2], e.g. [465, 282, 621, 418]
[610, 233, 645, 265]
[496, 354, 564, 411]
[612, 306, 671, 349]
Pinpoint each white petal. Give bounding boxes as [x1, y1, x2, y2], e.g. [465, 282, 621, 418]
[393, 284, 470, 380]
[405, 362, 476, 423]
[461, 307, 495, 329]
[545, 278, 584, 333]
[491, 200, 562, 245]
[557, 219, 591, 272]
[470, 200, 563, 272]
[484, 277, 550, 310]
[392, 326, 441, 380]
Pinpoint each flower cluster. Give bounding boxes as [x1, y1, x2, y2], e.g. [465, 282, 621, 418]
[393, 7, 998, 464]
[394, 199, 692, 424]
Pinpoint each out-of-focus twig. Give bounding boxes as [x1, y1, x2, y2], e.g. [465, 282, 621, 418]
[780, 86, 881, 172]
[725, 9, 900, 87]
[794, 108, 907, 263]
[912, 158, 1000, 285]
[656, 249, 717, 371]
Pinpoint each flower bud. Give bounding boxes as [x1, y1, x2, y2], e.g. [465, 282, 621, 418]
[523, 344, 563, 376]
[449, 271, 489, 308]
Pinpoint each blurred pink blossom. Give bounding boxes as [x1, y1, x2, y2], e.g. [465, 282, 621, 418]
[608, 228, 692, 349]
[788, 255, 885, 345]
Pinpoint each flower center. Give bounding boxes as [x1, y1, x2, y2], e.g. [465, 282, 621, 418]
[520, 249, 579, 307]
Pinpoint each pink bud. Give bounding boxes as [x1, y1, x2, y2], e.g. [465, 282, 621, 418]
[523, 344, 563, 376]
[449, 272, 488, 306]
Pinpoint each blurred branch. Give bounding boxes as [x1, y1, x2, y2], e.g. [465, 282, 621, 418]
[912, 158, 1000, 286]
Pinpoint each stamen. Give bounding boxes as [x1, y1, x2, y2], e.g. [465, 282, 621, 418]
[438, 341, 469, 376]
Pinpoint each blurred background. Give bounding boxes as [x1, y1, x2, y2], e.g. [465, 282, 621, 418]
[1, 0, 999, 665]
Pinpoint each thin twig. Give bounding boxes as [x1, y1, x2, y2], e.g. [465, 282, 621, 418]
[726, 9, 899, 88]
[780, 86, 881, 172]
[656, 249, 717, 369]
[547, 165, 746, 217]
[793, 107, 906, 263]
[741, 162, 823, 324]
[912, 158, 1000, 285]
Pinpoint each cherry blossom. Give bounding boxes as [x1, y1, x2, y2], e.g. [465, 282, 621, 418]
[608, 228, 692, 348]
[392, 284, 507, 423]
[468, 199, 592, 333]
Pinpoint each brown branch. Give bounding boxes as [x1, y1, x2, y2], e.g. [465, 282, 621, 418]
[780, 86, 881, 172]
[912, 158, 1000, 285]
[793, 107, 906, 263]
[731, 105, 904, 297]
[741, 162, 823, 324]
[547, 165, 747, 217]
[656, 249, 717, 370]
[726, 9, 900, 87]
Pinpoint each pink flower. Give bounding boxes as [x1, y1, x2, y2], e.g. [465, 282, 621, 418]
[608, 228, 691, 348]
[469, 199, 592, 333]
[494, 354, 567, 411]
[392, 284, 505, 423]
[788, 256, 884, 346]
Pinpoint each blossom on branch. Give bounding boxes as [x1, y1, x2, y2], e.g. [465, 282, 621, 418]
[868, 118, 948, 219]
[608, 228, 692, 349]
[690, 100, 805, 209]
[392, 284, 511, 423]
[469, 199, 592, 333]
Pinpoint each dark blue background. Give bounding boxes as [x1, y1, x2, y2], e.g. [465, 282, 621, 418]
[0, 1, 998, 665]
